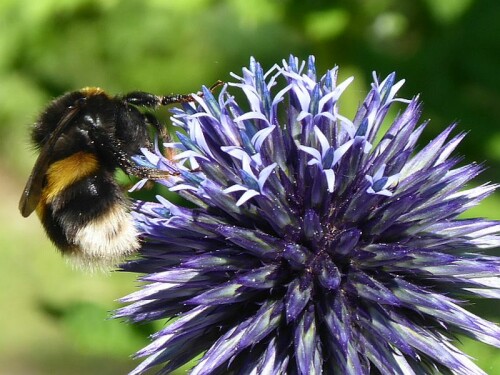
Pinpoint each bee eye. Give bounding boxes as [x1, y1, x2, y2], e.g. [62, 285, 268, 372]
[76, 97, 87, 106]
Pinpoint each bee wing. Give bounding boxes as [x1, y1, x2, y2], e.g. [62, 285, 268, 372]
[19, 106, 81, 217]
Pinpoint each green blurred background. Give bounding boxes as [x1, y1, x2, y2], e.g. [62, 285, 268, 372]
[1, 0, 499, 374]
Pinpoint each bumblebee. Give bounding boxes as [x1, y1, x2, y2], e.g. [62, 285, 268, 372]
[19, 85, 218, 268]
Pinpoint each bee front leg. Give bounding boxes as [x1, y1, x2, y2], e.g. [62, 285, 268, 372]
[85, 116, 177, 180]
[122, 80, 224, 108]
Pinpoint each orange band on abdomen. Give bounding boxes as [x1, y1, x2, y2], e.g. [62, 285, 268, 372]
[42, 151, 99, 204]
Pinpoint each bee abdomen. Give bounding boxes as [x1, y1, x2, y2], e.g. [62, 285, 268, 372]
[37, 166, 139, 269]
[71, 203, 139, 268]
[41, 151, 100, 206]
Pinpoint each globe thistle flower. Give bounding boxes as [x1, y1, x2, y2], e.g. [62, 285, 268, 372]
[116, 56, 500, 374]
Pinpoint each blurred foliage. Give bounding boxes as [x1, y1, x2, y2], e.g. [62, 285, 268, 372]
[1, 0, 499, 374]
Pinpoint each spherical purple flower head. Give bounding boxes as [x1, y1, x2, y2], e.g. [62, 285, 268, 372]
[117, 56, 500, 375]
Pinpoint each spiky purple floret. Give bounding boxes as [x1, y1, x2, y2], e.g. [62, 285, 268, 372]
[117, 56, 500, 374]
